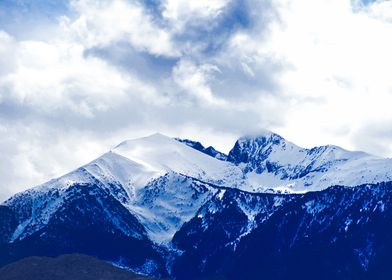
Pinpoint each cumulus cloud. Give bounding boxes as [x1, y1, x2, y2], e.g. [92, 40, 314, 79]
[162, 0, 229, 32]
[1, 0, 392, 200]
[66, 0, 179, 56]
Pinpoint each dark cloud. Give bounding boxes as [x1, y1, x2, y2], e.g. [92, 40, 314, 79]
[85, 42, 178, 82]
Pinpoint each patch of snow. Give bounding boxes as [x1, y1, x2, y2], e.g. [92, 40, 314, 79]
[217, 189, 226, 200]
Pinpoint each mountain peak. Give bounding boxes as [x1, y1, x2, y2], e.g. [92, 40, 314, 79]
[145, 132, 169, 140]
[227, 130, 291, 168]
[110, 133, 242, 188]
[237, 131, 285, 146]
[114, 133, 172, 149]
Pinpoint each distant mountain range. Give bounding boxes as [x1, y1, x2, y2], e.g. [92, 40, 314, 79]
[1, 131, 392, 279]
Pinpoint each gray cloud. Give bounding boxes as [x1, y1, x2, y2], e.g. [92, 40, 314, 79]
[351, 122, 392, 157]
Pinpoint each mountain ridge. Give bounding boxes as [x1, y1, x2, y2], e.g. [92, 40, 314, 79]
[2, 131, 392, 279]
[3, 131, 392, 246]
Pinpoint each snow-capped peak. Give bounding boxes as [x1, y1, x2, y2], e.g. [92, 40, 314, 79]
[111, 133, 243, 187]
[227, 131, 298, 167]
[244, 130, 287, 142]
[27, 131, 392, 198]
[225, 131, 392, 193]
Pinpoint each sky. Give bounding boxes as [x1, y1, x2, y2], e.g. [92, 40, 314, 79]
[1, 0, 392, 200]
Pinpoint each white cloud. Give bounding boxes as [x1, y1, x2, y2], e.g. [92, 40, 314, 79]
[172, 59, 224, 104]
[0, 122, 112, 201]
[67, 0, 179, 56]
[162, 0, 229, 32]
[227, 0, 392, 153]
[366, 0, 392, 22]
[0, 37, 163, 117]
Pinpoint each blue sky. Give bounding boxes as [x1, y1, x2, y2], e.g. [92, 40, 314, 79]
[0, 0, 392, 199]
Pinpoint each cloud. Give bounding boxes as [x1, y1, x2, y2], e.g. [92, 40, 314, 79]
[365, 0, 392, 22]
[351, 121, 392, 157]
[1, 0, 392, 200]
[0, 37, 165, 121]
[162, 0, 229, 32]
[238, 0, 392, 151]
[67, 0, 179, 57]
[172, 59, 224, 104]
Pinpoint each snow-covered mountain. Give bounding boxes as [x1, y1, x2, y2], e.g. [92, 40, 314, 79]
[2, 131, 392, 279]
[3, 131, 392, 245]
[3, 133, 237, 246]
[227, 131, 392, 193]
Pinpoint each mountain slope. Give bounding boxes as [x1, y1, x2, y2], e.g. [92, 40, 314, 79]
[171, 182, 392, 280]
[1, 180, 167, 276]
[2, 134, 243, 245]
[0, 206, 17, 244]
[0, 134, 236, 275]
